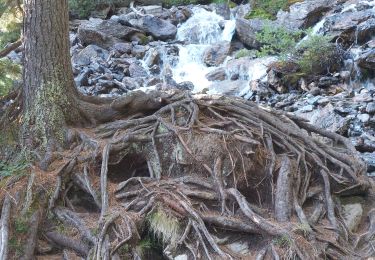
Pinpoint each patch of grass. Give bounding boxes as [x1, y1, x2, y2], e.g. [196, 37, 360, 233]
[234, 48, 257, 59]
[274, 234, 293, 248]
[14, 217, 29, 234]
[255, 23, 303, 58]
[0, 155, 30, 179]
[147, 208, 181, 244]
[246, 0, 303, 20]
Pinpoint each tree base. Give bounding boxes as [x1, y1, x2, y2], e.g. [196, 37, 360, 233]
[1, 91, 374, 259]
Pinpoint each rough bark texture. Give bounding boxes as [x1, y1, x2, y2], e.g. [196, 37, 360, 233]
[23, 0, 80, 148]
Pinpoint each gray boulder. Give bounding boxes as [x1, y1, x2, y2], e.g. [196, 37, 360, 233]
[203, 42, 231, 67]
[322, 9, 375, 44]
[206, 68, 226, 81]
[235, 18, 265, 49]
[129, 15, 177, 41]
[72, 45, 109, 66]
[77, 18, 143, 48]
[357, 49, 375, 72]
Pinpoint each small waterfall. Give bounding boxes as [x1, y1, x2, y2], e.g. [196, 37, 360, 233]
[170, 7, 236, 92]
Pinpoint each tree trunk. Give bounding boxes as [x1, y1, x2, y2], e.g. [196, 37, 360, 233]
[23, 0, 80, 148]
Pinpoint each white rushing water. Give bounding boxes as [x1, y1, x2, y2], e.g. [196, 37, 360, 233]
[171, 7, 236, 92]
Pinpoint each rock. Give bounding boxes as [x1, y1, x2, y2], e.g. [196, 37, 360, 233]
[129, 15, 177, 41]
[128, 63, 148, 78]
[276, 0, 335, 29]
[72, 45, 109, 66]
[144, 48, 161, 67]
[299, 104, 314, 113]
[234, 4, 251, 19]
[131, 44, 148, 58]
[366, 103, 375, 114]
[209, 3, 231, 20]
[141, 5, 164, 16]
[74, 68, 92, 86]
[323, 9, 375, 44]
[357, 49, 375, 72]
[358, 113, 370, 123]
[342, 203, 363, 232]
[122, 77, 140, 90]
[176, 81, 194, 91]
[174, 255, 188, 260]
[362, 152, 375, 172]
[206, 68, 226, 81]
[208, 80, 249, 96]
[318, 76, 340, 88]
[203, 42, 231, 67]
[339, 70, 351, 81]
[226, 56, 276, 82]
[77, 18, 142, 48]
[227, 241, 250, 255]
[235, 18, 265, 49]
[170, 6, 192, 25]
[112, 42, 132, 54]
[307, 103, 351, 135]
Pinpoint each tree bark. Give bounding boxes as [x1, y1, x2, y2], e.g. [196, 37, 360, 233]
[23, 0, 80, 148]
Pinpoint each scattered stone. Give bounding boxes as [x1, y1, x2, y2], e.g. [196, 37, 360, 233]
[72, 45, 109, 66]
[342, 203, 363, 232]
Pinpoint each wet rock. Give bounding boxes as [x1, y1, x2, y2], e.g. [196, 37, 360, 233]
[203, 42, 230, 67]
[144, 48, 161, 67]
[206, 68, 226, 81]
[72, 45, 109, 66]
[277, 0, 334, 29]
[170, 6, 192, 25]
[131, 44, 148, 58]
[128, 62, 148, 78]
[177, 81, 194, 91]
[235, 18, 265, 49]
[357, 49, 375, 72]
[358, 113, 370, 124]
[323, 9, 375, 44]
[342, 203, 363, 232]
[318, 76, 340, 88]
[226, 56, 276, 82]
[77, 18, 143, 48]
[366, 103, 375, 114]
[129, 15, 177, 41]
[362, 152, 375, 172]
[209, 3, 231, 20]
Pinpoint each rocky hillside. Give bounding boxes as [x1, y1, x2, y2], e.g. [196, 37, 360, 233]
[30, 0, 374, 176]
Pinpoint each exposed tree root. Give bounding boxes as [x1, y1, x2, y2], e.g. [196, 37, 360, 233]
[1, 91, 374, 259]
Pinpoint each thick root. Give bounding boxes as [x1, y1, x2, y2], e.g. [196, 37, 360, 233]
[1, 91, 374, 259]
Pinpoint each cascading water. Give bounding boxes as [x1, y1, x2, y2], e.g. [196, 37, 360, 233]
[171, 7, 236, 92]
